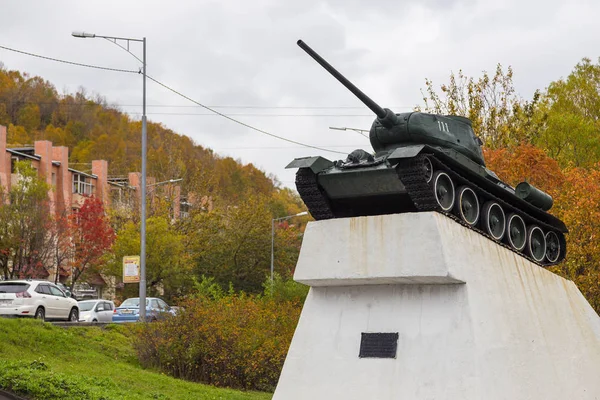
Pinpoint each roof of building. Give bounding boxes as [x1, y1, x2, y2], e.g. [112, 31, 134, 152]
[68, 168, 97, 179]
[7, 148, 41, 161]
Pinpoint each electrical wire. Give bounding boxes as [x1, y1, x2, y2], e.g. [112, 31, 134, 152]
[146, 75, 347, 155]
[0, 44, 138, 74]
[0, 44, 349, 155]
[129, 112, 375, 117]
[0, 101, 412, 109]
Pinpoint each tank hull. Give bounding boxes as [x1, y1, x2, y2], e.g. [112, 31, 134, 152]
[288, 144, 567, 266]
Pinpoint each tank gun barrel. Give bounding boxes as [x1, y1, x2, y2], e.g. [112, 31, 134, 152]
[297, 40, 387, 120]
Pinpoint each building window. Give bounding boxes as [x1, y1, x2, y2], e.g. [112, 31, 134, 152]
[180, 197, 191, 219]
[73, 174, 93, 195]
[52, 173, 56, 187]
[10, 157, 20, 173]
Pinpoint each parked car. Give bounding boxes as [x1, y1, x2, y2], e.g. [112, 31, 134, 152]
[72, 283, 98, 301]
[55, 282, 75, 299]
[112, 297, 175, 323]
[0, 280, 79, 321]
[78, 299, 115, 323]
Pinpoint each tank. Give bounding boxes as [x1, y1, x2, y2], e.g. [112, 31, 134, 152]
[286, 40, 567, 266]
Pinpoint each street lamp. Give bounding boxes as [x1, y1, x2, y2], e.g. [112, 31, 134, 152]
[146, 178, 183, 187]
[271, 211, 308, 281]
[72, 31, 149, 321]
[329, 126, 370, 139]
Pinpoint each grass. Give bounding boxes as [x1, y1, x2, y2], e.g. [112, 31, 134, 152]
[0, 318, 273, 400]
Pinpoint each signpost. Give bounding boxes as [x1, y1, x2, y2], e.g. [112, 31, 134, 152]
[123, 256, 141, 284]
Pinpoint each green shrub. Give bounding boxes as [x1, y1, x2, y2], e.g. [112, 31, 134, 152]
[262, 273, 308, 303]
[133, 294, 302, 392]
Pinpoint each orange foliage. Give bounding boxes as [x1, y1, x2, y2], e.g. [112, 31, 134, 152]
[133, 294, 302, 391]
[552, 166, 600, 277]
[483, 144, 564, 195]
[485, 144, 600, 313]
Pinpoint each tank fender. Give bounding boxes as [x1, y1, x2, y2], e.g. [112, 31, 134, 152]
[286, 156, 334, 173]
[386, 145, 426, 163]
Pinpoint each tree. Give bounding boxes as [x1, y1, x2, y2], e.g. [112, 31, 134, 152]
[483, 144, 564, 194]
[0, 161, 52, 279]
[187, 195, 303, 293]
[69, 196, 115, 290]
[550, 165, 600, 306]
[110, 216, 190, 302]
[420, 64, 542, 148]
[485, 144, 600, 314]
[49, 211, 73, 284]
[533, 57, 600, 168]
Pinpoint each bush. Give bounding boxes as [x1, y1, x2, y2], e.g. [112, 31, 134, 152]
[133, 293, 302, 392]
[262, 273, 309, 303]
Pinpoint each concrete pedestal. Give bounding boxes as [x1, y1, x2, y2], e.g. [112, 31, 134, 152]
[273, 212, 600, 400]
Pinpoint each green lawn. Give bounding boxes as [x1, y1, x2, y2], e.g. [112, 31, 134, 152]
[0, 318, 273, 400]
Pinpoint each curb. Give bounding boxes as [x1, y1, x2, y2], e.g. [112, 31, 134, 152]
[0, 389, 28, 400]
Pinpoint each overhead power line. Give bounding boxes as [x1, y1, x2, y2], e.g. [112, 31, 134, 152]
[0, 43, 348, 155]
[0, 100, 413, 110]
[0, 44, 138, 74]
[146, 75, 347, 155]
[130, 112, 375, 117]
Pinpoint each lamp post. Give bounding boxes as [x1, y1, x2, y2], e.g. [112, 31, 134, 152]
[271, 211, 308, 281]
[146, 178, 183, 187]
[72, 31, 148, 321]
[329, 126, 370, 139]
[145, 178, 183, 198]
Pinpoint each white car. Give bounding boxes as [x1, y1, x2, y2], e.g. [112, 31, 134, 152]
[78, 300, 115, 323]
[0, 280, 79, 321]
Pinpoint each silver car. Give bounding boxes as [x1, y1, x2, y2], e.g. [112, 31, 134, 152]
[77, 300, 115, 323]
[0, 280, 79, 321]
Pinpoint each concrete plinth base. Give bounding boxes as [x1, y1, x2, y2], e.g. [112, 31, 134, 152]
[273, 212, 600, 400]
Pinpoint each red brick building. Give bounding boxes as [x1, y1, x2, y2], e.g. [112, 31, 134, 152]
[0, 124, 185, 297]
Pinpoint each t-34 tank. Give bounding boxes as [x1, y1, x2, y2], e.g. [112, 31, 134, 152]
[287, 40, 567, 266]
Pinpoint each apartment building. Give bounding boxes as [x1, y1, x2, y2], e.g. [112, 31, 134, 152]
[0, 125, 109, 213]
[1, 124, 188, 297]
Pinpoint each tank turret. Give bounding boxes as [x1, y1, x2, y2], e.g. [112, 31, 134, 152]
[287, 40, 567, 266]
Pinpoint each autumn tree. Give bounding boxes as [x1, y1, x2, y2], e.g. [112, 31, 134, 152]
[550, 165, 600, 310]
[110, 215, 190, 302]
[483, 144, 564, 194]
[70, 196, 115, 290]
[420, 64, 542, 148]
[49, 211, 73, 284]
[0, 161, 52, 279]
[485, 144, 600, 313]
[533, 57, 600, 168]
[185, 195, 304, 293]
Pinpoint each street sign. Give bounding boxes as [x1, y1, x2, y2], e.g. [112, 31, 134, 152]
[123, 256, 140, 283]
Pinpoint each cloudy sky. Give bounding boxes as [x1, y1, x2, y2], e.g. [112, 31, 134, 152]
[0, 0, 598, 188]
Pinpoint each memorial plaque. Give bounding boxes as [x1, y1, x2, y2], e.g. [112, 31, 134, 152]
[359, 332, 398, 358]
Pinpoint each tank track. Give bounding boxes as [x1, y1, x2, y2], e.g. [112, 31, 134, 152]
[295, 156, 565, 267]
[295, 168, 335, 220]
[396, 154, 566, 267]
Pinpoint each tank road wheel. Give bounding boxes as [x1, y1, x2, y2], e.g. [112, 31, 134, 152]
[456, 186, 480, 226]
[545, 231, 561, 264]
[527, 225, 547, 263]
[482, 202, 505, 241]
[423, 156, 434, 183]
[506, 213, 527, 251]
[433, 171, 455, 212]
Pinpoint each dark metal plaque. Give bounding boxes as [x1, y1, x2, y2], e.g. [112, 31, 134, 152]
[359, 332, 398, 358]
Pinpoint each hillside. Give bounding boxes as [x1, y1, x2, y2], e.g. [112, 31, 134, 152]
[0, 318, 272, 400]
[0, 65, 302, 210]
